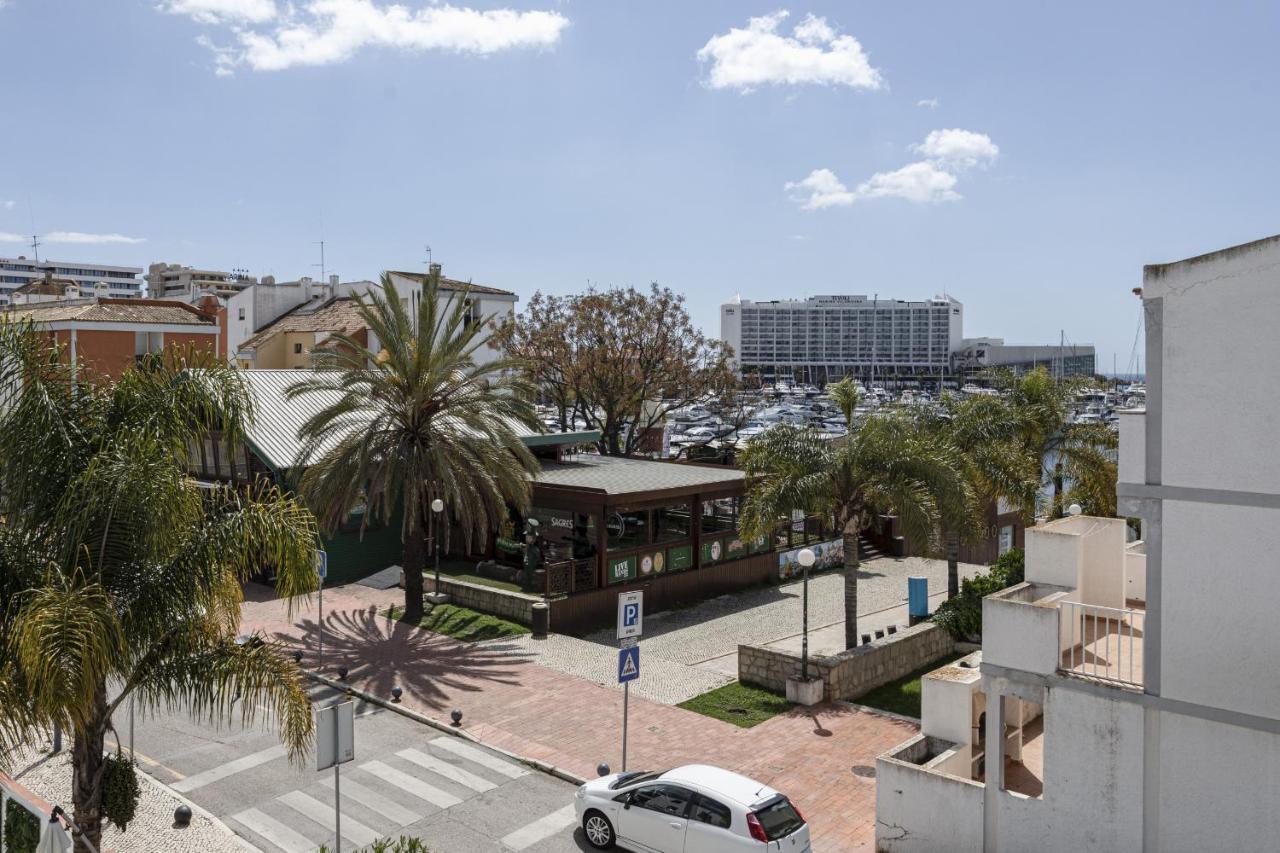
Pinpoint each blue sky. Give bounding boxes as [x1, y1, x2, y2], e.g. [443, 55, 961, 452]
[3, 1, 1278, 371]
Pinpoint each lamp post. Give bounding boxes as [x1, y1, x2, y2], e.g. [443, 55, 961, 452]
[431, 497, 445, 599]
[798, 547, 816, 681]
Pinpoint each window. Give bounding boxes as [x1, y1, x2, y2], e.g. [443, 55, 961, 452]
[238, 307, 246, 321]
[753, 797, 805, 840]
[701, 497, 738, 533]
[629, 785, 692, 817]
[293, 343, 304, 354]
[690, 795, 731, 829]
[606, 508, 648, 551]
[529, 508, 597, 562]
[654, 504, 690, 543]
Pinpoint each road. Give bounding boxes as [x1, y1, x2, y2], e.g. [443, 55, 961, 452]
[118, 681, 592, 853]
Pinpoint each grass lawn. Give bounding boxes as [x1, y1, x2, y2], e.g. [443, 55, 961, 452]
[677, 681, 793, 728]
[854, 652, 969, 719]
[388, 603, 530, 642]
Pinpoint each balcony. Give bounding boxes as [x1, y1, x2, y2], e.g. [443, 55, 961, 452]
[983, 516, 1145, 689]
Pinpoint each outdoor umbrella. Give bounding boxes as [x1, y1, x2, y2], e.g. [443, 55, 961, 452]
[36, 815, 72, 853]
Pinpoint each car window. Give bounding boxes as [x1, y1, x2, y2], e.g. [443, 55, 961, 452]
[630, 785, 692, 817]
[690, 795, 732, 829]
[754, 796, 804, 840]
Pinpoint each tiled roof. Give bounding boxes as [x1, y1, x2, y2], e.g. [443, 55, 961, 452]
[14, 277, 77, 295]
[388, 271, 516, 297]
[535, 454, 744, 496]
[240, 297, 366, 351]
[1, 299, 214, 326]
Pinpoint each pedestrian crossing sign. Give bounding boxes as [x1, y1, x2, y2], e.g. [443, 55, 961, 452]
[618, 646, 640, 683]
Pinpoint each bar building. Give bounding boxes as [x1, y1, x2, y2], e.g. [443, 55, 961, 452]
[720, 294, 963, 384]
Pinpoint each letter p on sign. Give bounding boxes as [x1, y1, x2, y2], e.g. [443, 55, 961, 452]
[617, 591, 643, 640]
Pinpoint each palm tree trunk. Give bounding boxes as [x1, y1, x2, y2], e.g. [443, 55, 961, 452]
[843, 530, 860, 650]
[947, 530, 960, 599]
[402, 519, 427, 624]
[1052, 460, 1064, 519]
[71, 682, 108, 853]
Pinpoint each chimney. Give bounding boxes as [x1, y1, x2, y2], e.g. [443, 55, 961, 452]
[428, 262, 442, 279]
[195, 293, 221, 317]
[329, 274, 339, 287]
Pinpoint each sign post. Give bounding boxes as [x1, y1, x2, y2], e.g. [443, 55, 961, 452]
[316, 700, 354, 853]
[616, 591, 643, 771]
[316, 550, 328, 670]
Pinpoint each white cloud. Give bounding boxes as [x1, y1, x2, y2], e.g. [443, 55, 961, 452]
[788, 128, 998, 209]
[698, 10, 883, 91]
[159, 0, 277, 24]
[913, 128, 999, 169]
[916, 97, 939, 109]
[1, 200, 14, 210]
[785, 169, 855, 210]
[171, 0, 570, 74]
[0, 232, 27, 243]
[45, 232, 147, 245]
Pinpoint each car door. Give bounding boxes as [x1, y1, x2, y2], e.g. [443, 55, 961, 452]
[617, 784, 693, 853]
[684, 793, 742, 853]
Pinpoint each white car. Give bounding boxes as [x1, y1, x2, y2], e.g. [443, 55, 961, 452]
[574, 764, 811, 852]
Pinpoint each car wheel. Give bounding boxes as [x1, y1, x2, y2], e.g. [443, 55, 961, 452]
[582, 810, 615, 849]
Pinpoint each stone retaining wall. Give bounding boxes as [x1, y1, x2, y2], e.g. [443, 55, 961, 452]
[417, 574, 541, 625]
[738, 622, 955, 703]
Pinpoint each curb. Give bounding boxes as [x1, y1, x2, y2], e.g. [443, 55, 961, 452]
[303, 671, 589, 787]
[134, 767, 261, 853]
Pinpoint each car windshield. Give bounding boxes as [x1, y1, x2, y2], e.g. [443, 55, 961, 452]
[609, 770, 666, 790]
[754, 796, 805, 840]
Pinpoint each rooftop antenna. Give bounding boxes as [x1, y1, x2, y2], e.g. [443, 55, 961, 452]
[29, 234, 41, 263]
[313, 239, 326, 282]
[424, 245, 433, 269]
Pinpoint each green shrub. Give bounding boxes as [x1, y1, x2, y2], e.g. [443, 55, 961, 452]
[933, 548, 1025, 641]
[320, 838, 429, 853]
[4, 799, 41, 853]
[103, 751, 141, 831]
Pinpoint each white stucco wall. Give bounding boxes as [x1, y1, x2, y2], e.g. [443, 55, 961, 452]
[1159, 499, 1280, 718]
[876, 753, 983, 853]
[922, 665, 982, 745]
[995, 687, 1144, 853]
[1118, 410, 1146, 485]
[1144, 237, 1280, 494]
[1025, 520, 1085, 589]
[984, 590, 1061, 676]
[1156, 711, 1280, 853]
[1124, 541, 1146, 603]
[1077, 518, 1126, 608]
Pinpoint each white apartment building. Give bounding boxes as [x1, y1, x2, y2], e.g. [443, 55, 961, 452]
[146, 262, 257, 300]
[0, 256, 143, 305]
[383, 265, 517, 367]
[875, 234, 1280, 853]
[720, 294, 963, 385]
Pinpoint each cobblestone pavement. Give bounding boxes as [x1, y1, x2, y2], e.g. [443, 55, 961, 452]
[9, 745, 250, 853]
[494, 555, 984, 705]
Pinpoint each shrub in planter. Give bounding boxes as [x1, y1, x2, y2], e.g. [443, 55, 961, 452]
[933, 548, 1025, 642]
[4, 799, 40, 853]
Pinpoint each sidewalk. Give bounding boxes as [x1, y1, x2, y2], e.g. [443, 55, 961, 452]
[241, 584, 918, 851]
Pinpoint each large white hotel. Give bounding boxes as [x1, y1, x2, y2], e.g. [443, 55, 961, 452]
[720, 294, 964, 385]
[0, 256, 144, 305]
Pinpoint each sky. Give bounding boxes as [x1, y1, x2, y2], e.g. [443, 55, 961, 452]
[3, 1, 1279, 373]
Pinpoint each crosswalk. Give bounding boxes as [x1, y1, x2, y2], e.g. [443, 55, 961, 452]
[227, 736, 575, 852]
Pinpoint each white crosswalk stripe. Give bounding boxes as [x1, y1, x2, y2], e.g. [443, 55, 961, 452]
[396, 748, 497, 793]
[359, 760, 463, 809]
[174, 744, 286, 793]
[279, 790, 380, 847]
[430, 737, 529, 779]
[232, 807, 315, 853]
[501, 804, 578, 851]
[320, 776, 421, 827]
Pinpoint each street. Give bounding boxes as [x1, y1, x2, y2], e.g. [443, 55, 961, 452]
[118, 682, 592, 853]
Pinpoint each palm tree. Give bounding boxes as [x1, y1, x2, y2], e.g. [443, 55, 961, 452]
[739, 416, 971, 649]
[290, 272, 542, 624]
[1003, 367, 1119, 518]
[827, 377, 861, 427]
[919, 394, 1041, 598]
[0, 325, 319, 853]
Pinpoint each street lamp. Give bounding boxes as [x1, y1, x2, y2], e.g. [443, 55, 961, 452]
[432, 497, 445, 599]
[798, 547, 816, 682]
[1067, 503, 1083, 517]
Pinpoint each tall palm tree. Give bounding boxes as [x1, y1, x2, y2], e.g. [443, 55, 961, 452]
[1003, 367, 1119, 518]
[827, 377, 861, 427]
[739, 417, 970, 649]
[919, 394, 1041, 598]
[290, 273, 541, 623]
[0, 325, 319, 853]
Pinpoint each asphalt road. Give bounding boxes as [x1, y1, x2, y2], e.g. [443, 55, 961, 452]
[118, 682, 593, 853]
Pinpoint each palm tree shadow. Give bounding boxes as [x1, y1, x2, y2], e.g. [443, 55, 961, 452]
[276, 605, 531, 712]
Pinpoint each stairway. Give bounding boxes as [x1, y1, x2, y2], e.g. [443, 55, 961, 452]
[858, 534, 885, 561]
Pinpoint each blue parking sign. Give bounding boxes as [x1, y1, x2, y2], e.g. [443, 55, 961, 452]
[618, 646, 640, 683]
[316, 549, 327, 580]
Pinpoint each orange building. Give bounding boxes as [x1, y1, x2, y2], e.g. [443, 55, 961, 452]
[2, 298, 223, 380]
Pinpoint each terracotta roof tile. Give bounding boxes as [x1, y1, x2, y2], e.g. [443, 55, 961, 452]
[239, 297, 367, 351]
[1, 299, 213, 326]
[388, 271, 515, 297]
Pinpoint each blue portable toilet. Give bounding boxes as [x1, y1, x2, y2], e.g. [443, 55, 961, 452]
[908, 576, 928, 624]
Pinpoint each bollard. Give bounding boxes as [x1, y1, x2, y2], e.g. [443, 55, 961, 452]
[597, 763, 611, 777]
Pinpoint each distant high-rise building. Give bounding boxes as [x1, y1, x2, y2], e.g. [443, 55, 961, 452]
[720, 294, 963, 385]
[0, 256, 143, 305]
[146, 262, 257, 300]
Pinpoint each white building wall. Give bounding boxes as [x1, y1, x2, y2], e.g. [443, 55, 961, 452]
[876, 756, 984, 853]
[1156, 712, 1280, 853]
[995, 687, 1145, 853]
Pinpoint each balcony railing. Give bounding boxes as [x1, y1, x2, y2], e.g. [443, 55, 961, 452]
[1059, 601, 1145, 688]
